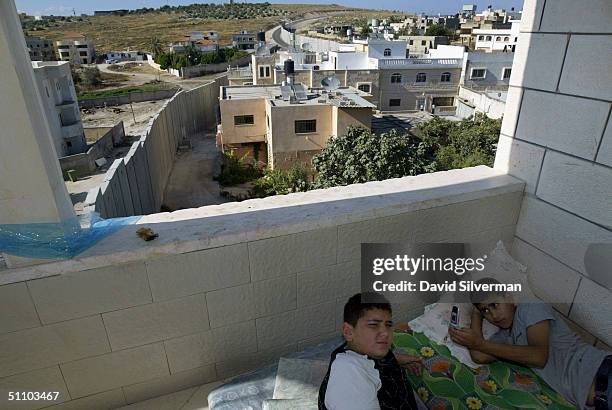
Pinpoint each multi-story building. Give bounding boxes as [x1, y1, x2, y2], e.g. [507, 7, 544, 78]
[56, 36, 95, 65]
[31, 61, 87, 156]
[232, 31, 259, 50]
[238, 38, 466, 114]
[24, 35, 55, 61]
[456, 51, 515, 119]
[169, 32, 219, 54]
[473, 20, 520, 52]
[217, 77, 375, 170]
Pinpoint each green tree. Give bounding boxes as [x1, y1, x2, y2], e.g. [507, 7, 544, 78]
[425, 24, 454, 37]
[80, 67, 101, 87]
[416, 113, 501, 170]
[312, 126, 436, 188]
[150, 36, 164, 57]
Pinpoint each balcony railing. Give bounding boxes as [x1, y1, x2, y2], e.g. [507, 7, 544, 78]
[227, 66, 253, 78]
[379, 58, 462, 68]
[402, 81, 459, 90]
[462, 80, 509, 92]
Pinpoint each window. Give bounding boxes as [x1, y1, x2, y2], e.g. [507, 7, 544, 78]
[357, 83, 371, 93]
[383, 48, 391, 57]
[478, 35, 484, 41]
[504, 36, 510, 42]
[76, 44, 88, 49]
[389, 98, 401, 107]
[502, 67, 512, 79]
[421, 40, 426, 46]
[79, 51, 88, 57]
[409, 40, 414, 45]
[405, 49, 410, 58]
[81, 59, 87, 64]
[514, 37, 518, 42]
[234, 115, 254, 126]
[258, 65, 271, 78]
[470, 68, 486, 79]
[496, 36, 502, 41]
[295, 119, 316, 134]
[58, 45, 70, 49]
[66, 141, 72, 147]
[486, 35, 492, 41]
[416, 72, 427, 83]
[390, 73, 402, 83]
[440, 72, 451, 82]
[60, 52, 69, 58]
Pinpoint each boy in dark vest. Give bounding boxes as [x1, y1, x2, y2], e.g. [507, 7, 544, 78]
[319, 292, 420, 410]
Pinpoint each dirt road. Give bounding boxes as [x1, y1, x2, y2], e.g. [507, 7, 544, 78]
[81, 99, 170, 137]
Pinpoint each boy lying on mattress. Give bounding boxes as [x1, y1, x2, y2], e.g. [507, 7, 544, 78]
[449, 278, 612, 410]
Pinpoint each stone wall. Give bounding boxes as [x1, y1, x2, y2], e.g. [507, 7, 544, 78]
[0, 166, 524, 409]
[494, 0, 612, 349]
[84, 77, 228, 218]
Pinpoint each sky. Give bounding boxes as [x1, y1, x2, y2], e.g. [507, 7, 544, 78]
[15, 0, 524, 17]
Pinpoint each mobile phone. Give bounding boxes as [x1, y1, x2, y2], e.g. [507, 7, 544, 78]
[450, 306, 460, 328]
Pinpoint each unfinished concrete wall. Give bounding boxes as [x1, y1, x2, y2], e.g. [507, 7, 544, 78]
[494, 0, 612, 348]
[85, 76, 227, 218]
[59, 123, 125, 177]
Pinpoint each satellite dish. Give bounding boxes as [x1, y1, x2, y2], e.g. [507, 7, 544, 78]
[255, 45, 270, 56]
[321, 76, 341, 91]
[301, 42, 311, 51]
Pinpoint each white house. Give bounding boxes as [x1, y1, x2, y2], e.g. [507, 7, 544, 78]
[473, 20, 520, 52]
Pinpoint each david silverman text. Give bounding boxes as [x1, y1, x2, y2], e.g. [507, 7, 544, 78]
[372, 280, 523, 292]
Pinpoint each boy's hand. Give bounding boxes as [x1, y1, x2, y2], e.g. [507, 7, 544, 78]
[395, 353, 423, 376]
[448, 326, 484, 349]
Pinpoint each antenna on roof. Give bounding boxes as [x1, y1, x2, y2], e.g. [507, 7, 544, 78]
[321, 76, 340, 91]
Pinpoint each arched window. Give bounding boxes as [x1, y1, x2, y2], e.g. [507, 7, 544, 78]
[496, 36, 501, 41]
[416, 72, 427, 83]
[390, 73, 402, 83]
[440, 72, 451, 82]
[383, 48, 392, 57]
[504, 36, 510, 42]
[486, 35, 492, 41]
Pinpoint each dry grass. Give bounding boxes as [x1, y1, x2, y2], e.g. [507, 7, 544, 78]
[27, 4, 362, 53]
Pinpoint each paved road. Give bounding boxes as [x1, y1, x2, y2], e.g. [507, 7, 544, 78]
[268, 11, 352, 49]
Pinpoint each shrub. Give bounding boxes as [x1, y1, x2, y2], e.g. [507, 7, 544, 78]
[214, 150, 262, 186]
[252, 164, 311, 197]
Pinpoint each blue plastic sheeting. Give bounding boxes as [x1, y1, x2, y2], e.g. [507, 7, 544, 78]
[0, 216, 141, 260]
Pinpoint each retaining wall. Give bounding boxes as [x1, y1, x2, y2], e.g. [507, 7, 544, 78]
[84, 76, 228, 218]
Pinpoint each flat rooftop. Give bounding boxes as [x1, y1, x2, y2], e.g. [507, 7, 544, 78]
[222, 84, 376, 108]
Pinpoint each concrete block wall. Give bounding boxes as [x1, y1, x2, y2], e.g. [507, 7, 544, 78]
[0, 167, 523, 409]
[85, 76, 227, 218]
[494, 0, 612, 347]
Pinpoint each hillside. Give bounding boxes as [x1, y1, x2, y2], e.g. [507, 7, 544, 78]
[21, 3, 363, 53]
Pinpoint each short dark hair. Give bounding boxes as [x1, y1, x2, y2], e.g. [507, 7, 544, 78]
[343, 292, 392, 327]
[470, 277, 506, 305]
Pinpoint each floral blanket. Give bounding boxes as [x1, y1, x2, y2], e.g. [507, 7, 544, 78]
[394, 331, 577, 410]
